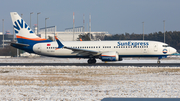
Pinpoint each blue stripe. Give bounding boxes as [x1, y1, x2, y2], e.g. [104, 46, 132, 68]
[17, 38, 52, 45]
[41, 55, 168, 59]
[42, 55, 90, 58]
[14, 21, 20, 30]
[119, 55, 168, 57]
[17, 19, 23, 28]
[101, 56, 116, 61]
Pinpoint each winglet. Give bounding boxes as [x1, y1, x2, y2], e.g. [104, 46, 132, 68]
[55, 36, 64, 49]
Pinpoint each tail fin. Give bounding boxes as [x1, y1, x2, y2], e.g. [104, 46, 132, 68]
[10, 12, 51, 44]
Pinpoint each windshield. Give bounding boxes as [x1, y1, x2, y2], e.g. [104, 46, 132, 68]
[162, 45, 169, 47]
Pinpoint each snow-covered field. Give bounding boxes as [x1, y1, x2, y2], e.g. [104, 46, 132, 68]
[0, 57, 180, 100]
[0, 56, 180, 63]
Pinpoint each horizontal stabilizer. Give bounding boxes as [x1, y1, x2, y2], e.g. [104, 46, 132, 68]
[10, 42, 29, 47]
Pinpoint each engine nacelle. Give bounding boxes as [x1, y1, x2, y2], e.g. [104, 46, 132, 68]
[101, 51, 122, 61]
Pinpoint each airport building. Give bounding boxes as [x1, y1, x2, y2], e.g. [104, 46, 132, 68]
[38, 26, 111, 41]
[0, 31, 14, 48]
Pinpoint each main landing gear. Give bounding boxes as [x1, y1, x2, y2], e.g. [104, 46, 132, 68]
[88, 58, 96, 64]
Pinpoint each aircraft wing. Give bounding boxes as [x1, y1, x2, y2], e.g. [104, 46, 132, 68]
[64, 46, 100, 56]
[55, 36, 100, 56]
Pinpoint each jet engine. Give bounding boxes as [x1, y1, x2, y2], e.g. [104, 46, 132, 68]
[100, 51, 122, 61]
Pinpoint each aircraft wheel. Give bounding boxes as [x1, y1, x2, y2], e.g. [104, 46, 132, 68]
[157, 60, 161, 64]
[87, 58, 96, 64]
[88, 59, 92, 64]
[92, 59, 96, 64]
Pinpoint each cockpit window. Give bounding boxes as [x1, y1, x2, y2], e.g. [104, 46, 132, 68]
[163, 45, 169, 47]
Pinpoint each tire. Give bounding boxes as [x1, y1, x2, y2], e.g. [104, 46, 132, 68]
[87, 58, 96, 64]
[92, 59, 96, 64]
[88, 59, 92, 64]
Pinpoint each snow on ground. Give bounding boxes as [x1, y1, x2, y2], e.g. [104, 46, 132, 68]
[0, 57, 180, 100]
[0, 56, 180, 63]
[0, 65, 180, 100]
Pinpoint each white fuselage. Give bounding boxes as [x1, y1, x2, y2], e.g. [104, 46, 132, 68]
[33, 40, 177, 58]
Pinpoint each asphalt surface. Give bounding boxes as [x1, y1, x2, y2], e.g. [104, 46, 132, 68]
[0, 63, 180, 67]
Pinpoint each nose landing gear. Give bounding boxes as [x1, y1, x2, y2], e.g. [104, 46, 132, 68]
[157, 59, 161, 64]
[157, 56, 167, 64]
[157, 56, 165, 64]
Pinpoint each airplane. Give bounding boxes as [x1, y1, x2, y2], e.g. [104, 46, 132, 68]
[10, 12, 177, 64]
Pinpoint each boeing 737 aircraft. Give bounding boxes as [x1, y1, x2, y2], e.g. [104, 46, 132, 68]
[10, 12, 177, 64]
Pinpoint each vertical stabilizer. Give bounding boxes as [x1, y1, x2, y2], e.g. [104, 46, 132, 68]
[10, 12, 38, 39]
[10, 12, 51, 44]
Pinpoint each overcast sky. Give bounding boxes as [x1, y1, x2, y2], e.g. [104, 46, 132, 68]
[0, 0, 180, 34]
